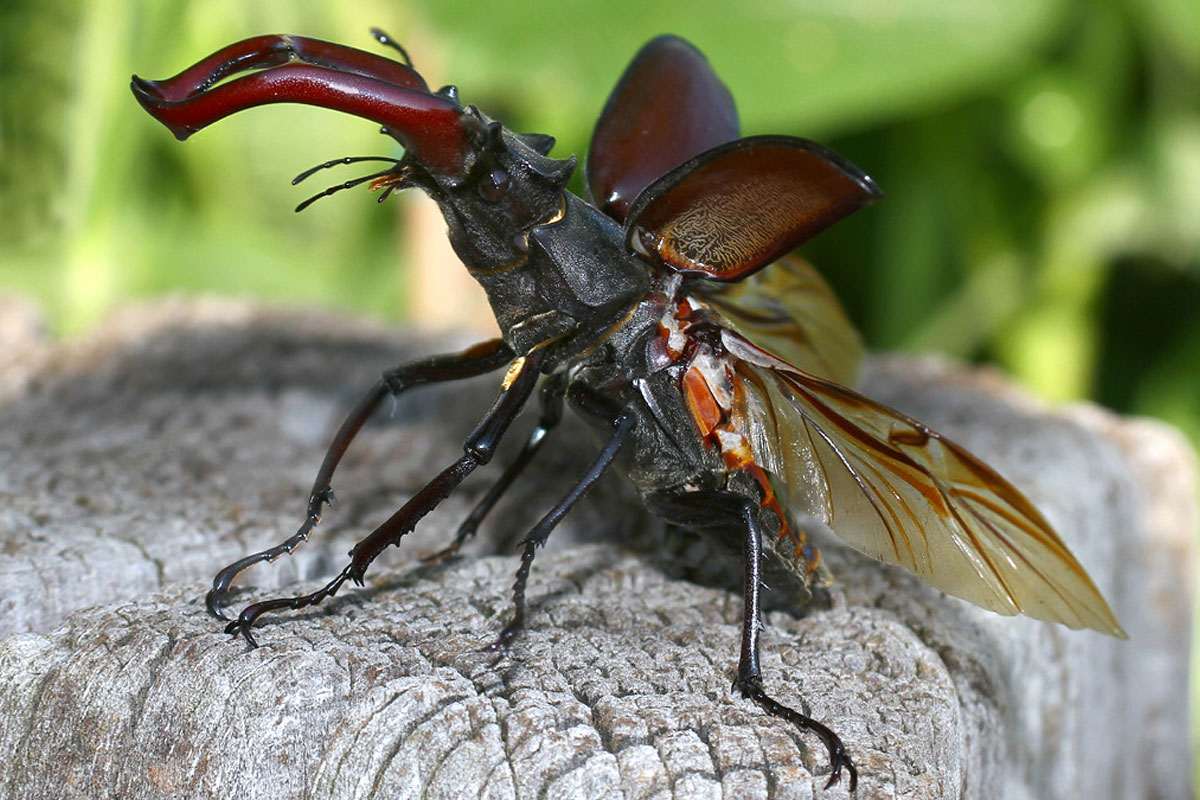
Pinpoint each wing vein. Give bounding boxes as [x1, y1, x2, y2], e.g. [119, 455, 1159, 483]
[776, 375, 904, 561]
[776, 369, 1021, 610]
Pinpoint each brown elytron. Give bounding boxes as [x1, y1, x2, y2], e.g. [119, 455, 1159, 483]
[131, 29, 1125, 795]
[587, 35, 739, 221]
[625, 137, 880, 280]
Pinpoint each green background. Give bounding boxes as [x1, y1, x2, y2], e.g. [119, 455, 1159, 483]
[2, 0, 1197, 780]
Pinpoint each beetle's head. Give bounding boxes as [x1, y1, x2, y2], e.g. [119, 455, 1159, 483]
[417, 104, 574, 269]
[131, 31, 575, 270]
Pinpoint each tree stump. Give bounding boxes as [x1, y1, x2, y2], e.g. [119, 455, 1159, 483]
[0, 299, 1193, 799]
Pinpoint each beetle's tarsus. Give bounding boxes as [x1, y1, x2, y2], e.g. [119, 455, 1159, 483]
[223, 565, 356, 647]
[479, 622, 521, 671]
[224, 617, 260, 649]
[206, 588, 231, 621]
[204, 505, 327, 620]
[734, 676, 857, 793]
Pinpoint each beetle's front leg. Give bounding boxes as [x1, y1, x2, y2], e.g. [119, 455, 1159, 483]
[224, 348, 542, 646]
[209, 340, 522, 631]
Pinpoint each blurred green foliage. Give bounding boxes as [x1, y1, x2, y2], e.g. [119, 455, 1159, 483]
[1, 0, 1198, 778]
[1, 3, 1197, 422]
[2, 8, 1198, 420]
[3, 0, 1196, 425]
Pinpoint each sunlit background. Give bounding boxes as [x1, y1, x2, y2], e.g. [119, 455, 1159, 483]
[2, 0, 1198, 778]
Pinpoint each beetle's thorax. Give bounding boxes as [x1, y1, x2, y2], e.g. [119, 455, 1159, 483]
[467, 192, 652, 364]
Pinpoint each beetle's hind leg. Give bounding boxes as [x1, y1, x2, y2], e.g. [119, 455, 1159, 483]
[205, 339, 513, 621]
[731, 494, 857, 793]
[647, 490, 858, 792]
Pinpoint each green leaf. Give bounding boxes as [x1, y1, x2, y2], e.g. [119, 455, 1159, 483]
[420, 0, 1069, 144]
[1135, 0, 1200, 73]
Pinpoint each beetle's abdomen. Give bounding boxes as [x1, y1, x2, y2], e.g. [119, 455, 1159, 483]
[639, 293, 828, 584]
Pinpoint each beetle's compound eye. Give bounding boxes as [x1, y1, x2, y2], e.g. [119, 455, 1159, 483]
[479, 168, 510, 202]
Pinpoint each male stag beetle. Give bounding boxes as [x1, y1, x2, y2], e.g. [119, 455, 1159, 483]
[132, 30, 1124, 791]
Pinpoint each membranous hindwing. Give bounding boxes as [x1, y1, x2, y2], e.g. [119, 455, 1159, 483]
[721, 329, 1124, 636]
[695, 255, 864, 388]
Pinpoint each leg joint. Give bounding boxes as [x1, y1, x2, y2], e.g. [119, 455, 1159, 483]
[464, 441, 495, 465]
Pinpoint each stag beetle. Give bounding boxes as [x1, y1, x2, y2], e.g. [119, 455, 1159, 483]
[132, 30, 1124, 792]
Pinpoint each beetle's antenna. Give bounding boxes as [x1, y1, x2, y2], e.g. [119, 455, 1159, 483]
[292, 156, 402, 186]
[295, 168, 399, 213]
[369, 27, 413, 68]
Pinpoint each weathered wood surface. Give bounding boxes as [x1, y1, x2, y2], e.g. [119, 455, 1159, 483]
[0, 299, 1193, 799]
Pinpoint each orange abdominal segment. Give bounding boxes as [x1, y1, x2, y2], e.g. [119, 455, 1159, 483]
[746, 463, 787, 535]
[679, 346, 800, 551]
[682, 365, 722, 439]
[668, 295, 824, 582]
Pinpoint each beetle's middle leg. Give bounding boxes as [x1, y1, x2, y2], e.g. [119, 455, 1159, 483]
[424, 371, 568, 564]
[206, 338, 515, 621]
[486, 385, 636, 653]
[646, 489, 858, 793]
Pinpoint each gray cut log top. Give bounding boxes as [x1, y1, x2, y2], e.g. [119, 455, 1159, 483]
[0, 298, 1194, 799]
